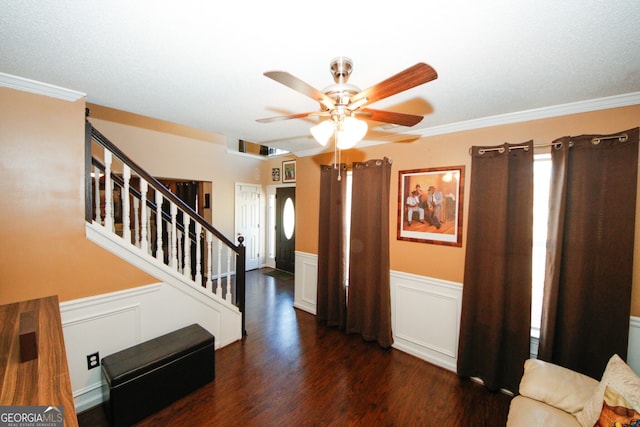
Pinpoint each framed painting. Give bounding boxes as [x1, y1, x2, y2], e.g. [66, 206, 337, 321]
[397, 165, 464, 246]
[282, 160, 296, 183]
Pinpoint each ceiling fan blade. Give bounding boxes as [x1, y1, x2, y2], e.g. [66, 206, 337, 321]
[356, 108, 424, 127]
[348, 63, 437, 108]
[264, 71, 336, 110]
[256, 111, 328, 123]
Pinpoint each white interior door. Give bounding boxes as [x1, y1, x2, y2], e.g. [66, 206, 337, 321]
[235, 183, 261, 270]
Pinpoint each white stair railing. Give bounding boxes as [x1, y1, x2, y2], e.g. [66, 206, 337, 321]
[86, 123, 246, 333]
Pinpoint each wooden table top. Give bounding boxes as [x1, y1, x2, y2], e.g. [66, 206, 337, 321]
[0, 295, 78, 427]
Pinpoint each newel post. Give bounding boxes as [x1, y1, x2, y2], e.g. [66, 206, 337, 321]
[236, 236, 247, 337]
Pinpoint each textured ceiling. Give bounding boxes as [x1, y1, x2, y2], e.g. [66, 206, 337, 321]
[1, 0, 639, 155]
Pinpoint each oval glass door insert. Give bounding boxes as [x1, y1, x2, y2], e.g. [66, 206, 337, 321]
[283, 197, 295, 239]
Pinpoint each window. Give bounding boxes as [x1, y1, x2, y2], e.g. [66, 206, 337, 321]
[531, 153, 551, 337]
[283, 197, 295, 239]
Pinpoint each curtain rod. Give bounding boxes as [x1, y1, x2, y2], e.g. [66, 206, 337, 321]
[472, 133, 630, 155]
[322, 157, 393, 170]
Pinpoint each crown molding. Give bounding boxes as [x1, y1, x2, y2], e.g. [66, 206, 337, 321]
[415, 92, 640, 138]
[294, 92, 640, 157]
[0, 72, 85, 102]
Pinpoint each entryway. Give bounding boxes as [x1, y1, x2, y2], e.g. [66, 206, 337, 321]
[235, 183, 261, 270]
[275, 186, 295, 273]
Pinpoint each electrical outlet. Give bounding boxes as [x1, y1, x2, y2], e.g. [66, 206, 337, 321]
[87, 352, 100, 370]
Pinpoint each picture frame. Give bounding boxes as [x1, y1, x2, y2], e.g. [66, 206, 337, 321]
[272, 167, 280, 182]
[282, 160, 296, 183]
[397, 165, 464, 247]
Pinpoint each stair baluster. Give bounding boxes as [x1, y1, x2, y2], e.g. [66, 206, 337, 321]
[140, 179, 148, 253]
[123, 165, 131, 243]
[170, 204, 178, 269]
[206, 231, 213, 291]
[93, 165, 101, 222]
[104, 150, 113, 231]
[183, 215, 191, 278]
[85, 121, 247, 337]
[216, 242, 223, 296]
[155, 190, 164, 262]
[195, 222, 202, 285]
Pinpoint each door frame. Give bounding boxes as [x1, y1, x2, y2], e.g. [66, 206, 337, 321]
[265, 183, 295, 269]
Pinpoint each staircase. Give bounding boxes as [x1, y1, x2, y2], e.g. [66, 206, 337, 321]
[83, 120, 246, 341]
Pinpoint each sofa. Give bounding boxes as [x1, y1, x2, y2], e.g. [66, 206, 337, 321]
[507, 355, 640, 427]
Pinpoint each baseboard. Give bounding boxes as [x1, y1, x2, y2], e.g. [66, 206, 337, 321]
[73, 383, 104, 414]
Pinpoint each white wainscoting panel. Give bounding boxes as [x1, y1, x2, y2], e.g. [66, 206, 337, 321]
[293, 251, 318, 314]
[60, 281, 239, 413]
[62, 303, 141, 412]
[528, 317, 639, 375]
[390, 271, 462, 372]
[628, 316, 640, 375]
[287, 251, 640, 377]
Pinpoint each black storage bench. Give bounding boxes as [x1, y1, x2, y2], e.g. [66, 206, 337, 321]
[101, 323, 215, 427]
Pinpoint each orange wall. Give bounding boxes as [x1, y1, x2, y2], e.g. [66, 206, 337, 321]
[294, 105, 640, 316]
[0, 88, 155, 304]
[2, 85, 639, 317]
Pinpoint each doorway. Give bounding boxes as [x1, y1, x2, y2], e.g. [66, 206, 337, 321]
[235, 183, 261, 271]
[275, 186, 295, 273]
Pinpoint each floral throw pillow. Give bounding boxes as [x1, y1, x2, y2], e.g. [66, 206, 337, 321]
[594, 386, 640, 427]
[576, 354, 640, 427]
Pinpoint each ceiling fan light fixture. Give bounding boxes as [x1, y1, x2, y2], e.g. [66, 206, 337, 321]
[259, 58, 437, 153]
[310, 119, 334, 146]
[336, 116, 367, 150]
[347, 96, 368, 110]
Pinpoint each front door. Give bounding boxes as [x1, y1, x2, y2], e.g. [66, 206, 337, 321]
[275, 187, 295, 273]
[235, 183, 261, 270]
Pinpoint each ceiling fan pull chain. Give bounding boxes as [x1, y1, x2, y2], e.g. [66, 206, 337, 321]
[334, 127, 342, 181]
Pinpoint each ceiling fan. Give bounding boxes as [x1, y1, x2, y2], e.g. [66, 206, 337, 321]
[257, 57, 438, 149]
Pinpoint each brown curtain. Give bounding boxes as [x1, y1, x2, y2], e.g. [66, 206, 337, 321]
[538, 128, 639, 379]
[457, 141, 534, 392]
[316, 164, 348, 329]
[346, 158, 393, 348]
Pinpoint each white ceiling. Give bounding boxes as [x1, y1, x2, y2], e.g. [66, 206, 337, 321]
[1, 1, 639, 155]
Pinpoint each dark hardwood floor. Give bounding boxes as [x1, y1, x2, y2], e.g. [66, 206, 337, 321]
[78, 268, 512, 426]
